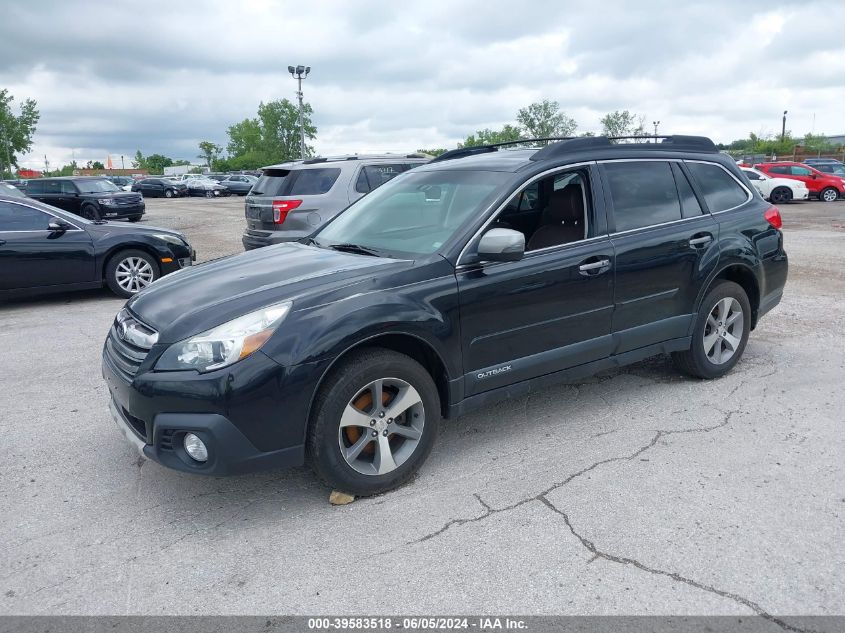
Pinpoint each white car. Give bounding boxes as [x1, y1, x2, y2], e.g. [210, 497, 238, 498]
[741, 167, 808, 204]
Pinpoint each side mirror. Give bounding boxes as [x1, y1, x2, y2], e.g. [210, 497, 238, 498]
[48, 218, 70, 232]
[477, 228, 525, 262]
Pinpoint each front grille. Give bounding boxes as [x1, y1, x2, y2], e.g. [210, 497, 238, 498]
[114, 194, 143, 206]
[103, 310, 157, 382]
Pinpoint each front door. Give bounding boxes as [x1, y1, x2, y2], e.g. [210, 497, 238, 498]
[457, 164, 615, 396]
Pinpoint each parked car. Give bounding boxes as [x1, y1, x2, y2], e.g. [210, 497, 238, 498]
[27, 176, 145, 221]
[132, 178, 186, 198]
[812, 163, 845, 177]
[2, 179, 28, 193]
[220, 174, 257, 195]
[0, 193, 194, 299]
[103, 135, 787, 495]
[242, 154, 428, 250]
[185, 177, 228, 197]
[1, 182, 27, 198]
[106, 175, 136, 191]
[740, 167, 808, 203]
[754, 162, 844, 202]
[802, 158, 844, 167]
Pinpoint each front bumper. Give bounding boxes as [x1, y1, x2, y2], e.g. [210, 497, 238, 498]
[101, 203, 145, 219]
[102, 342, 322, 476]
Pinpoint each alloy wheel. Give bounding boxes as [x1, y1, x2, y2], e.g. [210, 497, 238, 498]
[115, 257, 154, 294]
[703, 297, 743, 365]
[337, 377, 425, 476]
[822, 188, 838, 202]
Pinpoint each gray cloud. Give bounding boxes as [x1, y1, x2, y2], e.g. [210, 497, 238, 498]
[2, 0, 843, 169]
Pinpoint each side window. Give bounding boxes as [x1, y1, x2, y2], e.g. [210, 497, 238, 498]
[355, 168, 371, 194]
[791, 166, 812, 176]
[743, 170, 761, 180]
[288, 168, 341, 195]
[61, 181, 77, 194]
[604, 161, 681, 232]
[768, 165, 789, 175]
[43, 180, 61, 194]
[0, 201, 51, 231]
[686, 162, 749, 212]
[495, 169, 591, 251]
[26, 180, 45, 195]
[671, 163, 703, 218]
[365, 164, 407, 190]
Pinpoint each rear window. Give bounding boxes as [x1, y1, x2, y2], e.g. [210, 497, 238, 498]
[251, 169, 290, 197]
[686, 162, 748, 212]
[288, 168, 341, 195]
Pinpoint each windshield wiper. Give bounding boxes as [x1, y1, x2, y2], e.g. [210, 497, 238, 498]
[327, 243, 381, 257]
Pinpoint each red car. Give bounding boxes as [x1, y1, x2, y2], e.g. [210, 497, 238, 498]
[754, 162, 844, 203]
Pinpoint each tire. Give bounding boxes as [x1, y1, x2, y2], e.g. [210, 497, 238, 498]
[770, 187, 792, 204]
[205, 191, 213, 198]
[672, 281, 751, 379]
[307, 348, 441, 496]
[81, 204, 101, 221]
[164, 188, 174, 198]
[105, 249, 160, 298]
[128, 215, 142, 222]
[820, 187, 838, 203]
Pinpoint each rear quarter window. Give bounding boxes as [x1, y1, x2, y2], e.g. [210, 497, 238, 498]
[289, 168, 341, 195]
[251, 169, 290, 197]
[686, 162, 749, 212]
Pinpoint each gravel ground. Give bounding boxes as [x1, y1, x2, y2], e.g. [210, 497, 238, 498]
[0, 196, 843, 623]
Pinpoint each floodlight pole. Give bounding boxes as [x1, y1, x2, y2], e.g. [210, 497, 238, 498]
[653, 120, 660, 141]
[289, 65, 311, 159]
[781, 110, 788, 142]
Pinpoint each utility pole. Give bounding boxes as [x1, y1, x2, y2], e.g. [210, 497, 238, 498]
[288, 65, 311, 159]
[1, 112, 13, 178]
[121, 155, 125, 172]
[781, 110, 788, 142]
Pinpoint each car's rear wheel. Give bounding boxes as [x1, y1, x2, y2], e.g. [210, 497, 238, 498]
[164, 188, 174, 198]
[307, 348, 440, 496]
[770, 187, 792, 204]
[105, 249, 159, 298]
[820, 187, 838, 203]
[80, 204, 101, 221]
[128, 215, 142, 222]
[672, 281, 751, 379]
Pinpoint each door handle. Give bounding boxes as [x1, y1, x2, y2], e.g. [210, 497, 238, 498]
[688, 235, 713, 248]
[579, 258, 611, 275]
[0, 240, 5, 246]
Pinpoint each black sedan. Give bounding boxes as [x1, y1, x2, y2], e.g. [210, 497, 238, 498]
[132, 178, 187, 198]
[220, 174, 258, 195]
[0, 194, 195, 299]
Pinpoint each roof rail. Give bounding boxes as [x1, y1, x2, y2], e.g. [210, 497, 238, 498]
[530, 135, 718, 161]
[429, 137, 576, 163]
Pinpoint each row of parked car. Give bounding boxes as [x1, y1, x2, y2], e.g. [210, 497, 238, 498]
[737, 158, 845, 204]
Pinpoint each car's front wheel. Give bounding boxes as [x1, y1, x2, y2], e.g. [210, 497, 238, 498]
[307, 348, 440, 496]
[105, 249, 159, 298]
[164, 188, 174, 198]
[820, 187, 839, 203]
[672, 281, 751, 379]
[770, 186, 792, 204]
[80, 204, 101, 221]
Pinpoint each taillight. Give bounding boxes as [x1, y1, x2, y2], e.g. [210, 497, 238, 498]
[272, 199, 302, 224]
[764, 205, 782, 230]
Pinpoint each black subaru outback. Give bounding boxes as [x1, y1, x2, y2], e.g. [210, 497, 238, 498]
[102, 135, 787, 496]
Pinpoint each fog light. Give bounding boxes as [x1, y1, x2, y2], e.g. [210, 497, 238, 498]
[183, 433, 208, 462]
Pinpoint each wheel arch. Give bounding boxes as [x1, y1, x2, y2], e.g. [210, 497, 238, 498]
[699, 263, 761, 329]
[305, 332, 453, 437]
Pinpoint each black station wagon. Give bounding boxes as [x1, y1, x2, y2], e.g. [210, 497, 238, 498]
[102, 136, 788, 496]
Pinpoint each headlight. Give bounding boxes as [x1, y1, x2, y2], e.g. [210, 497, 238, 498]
[97, 198, 116, 205]
[152, 233, 187, 247]
[155, 302, 292, 372]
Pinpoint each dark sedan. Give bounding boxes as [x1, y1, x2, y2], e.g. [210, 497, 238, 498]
[0, 194, 195, 299]
[220, 174, 258, 195]
[132, 178, 187, 198]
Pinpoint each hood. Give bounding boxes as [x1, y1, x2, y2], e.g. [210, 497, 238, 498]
[85, 220, 184, 240]
[126, 242, 410, 343]
[81, 190, 141, 200]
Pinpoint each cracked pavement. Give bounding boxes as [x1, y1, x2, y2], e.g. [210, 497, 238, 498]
[1, 197, 843, 622]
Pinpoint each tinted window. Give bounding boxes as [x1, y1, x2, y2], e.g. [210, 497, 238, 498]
[816, 165, 833, 173]
[0, 201, 51, 230]
[289, 168, 341, 195]
[768, 166, 789, 174]
[251, 168, 290, 197]
[76, 179, 119, 193]
[743, 170, 761, 180]
[61, 181, 77, 194]
[26, 180, 45, 195]
[791, 166, 812, 176]
[686, 162, 748, 212]
[605, 161, 682, 232]
[671, 163, 704, 218]
[355, 169, 370, 194]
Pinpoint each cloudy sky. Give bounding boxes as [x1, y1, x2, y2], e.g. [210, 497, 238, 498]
[2, 0, 844, 169]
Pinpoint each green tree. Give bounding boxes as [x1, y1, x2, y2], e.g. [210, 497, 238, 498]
[144, 153, 174, 174]
[460, 124, 522, 147]
[600, 110, 646, 139]
[516, 100, 577, 140]
[85, 160, 105, 170]
[802, 133, 835, 153]
[225, 98, 317, 168]
[197, 140, 222, 169]
[416, 148, 448, 157]
[0, 89, 40, 177]
[132, 150, 147, 170]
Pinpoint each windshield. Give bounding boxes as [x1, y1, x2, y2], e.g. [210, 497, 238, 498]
[77, 179, 120, 193]
[315, 169, 507, 257]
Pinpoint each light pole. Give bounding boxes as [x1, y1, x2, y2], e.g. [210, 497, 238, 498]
[781, 110, 788, 142]
[653, 120, 660, 141]
[288, 64, 311, 159]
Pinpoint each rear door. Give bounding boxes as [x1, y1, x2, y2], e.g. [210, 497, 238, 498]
[0, 200, 95, 291]
[601, 159, 721, 353]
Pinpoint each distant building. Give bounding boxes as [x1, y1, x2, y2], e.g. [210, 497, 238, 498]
[164, 164, 207, 176]
[75, 168, 148, 177]
[824, 134, 845, 146]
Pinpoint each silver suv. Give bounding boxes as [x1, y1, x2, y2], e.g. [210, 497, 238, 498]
[242, 154, 428, 250]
